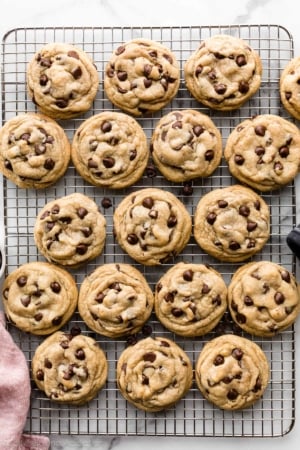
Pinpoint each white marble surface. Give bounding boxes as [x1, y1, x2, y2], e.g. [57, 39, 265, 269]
[1, 0, 300, 448]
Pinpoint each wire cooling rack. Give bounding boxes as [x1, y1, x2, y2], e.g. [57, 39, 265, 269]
[0, 25, 297, 438]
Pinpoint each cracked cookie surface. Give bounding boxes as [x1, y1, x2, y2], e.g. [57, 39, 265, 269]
[32, 330, 108, 404]
[151, 109, 222, 182]
[194, 185, 270, 262]
[34, 193, 106, 267]
[71, 112, 149, 188]
[78, 263, 154, 338]
[228, 261, 300, 336]
[195, 334, 269, 410]
[113, 188, 192, 266]
[2, 262, 78, 335]
[155, 262, 227, 336]
[280, 57, 300, 120]
[27, 43, 99, 119]
[224, 114, 300, 191]
[184, 34, 262, 111]
[0, 113, 70, 188]
[104, 38, 180, 116]
[117, 336, 193, 411]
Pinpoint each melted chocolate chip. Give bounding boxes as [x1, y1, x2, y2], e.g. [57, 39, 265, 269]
[39, 74, 48, 86]
[77, 207, 88, 219]
[34, 313, 43, 322]
[67, 50, 79, 59]
[44, 158, 55, 170]
[52, 316, 62, 326]
[115, 45, 125, 55]
[227, 389, 239, 401]
[244, 295, 254, 306]
[274, 292, 285, 304]
[127, 233, 139, 245]
[214, 83, 227, 95]
[229, 241, 241, 251]
[279, 146, 289, 158]
[232, 348, 243, 360]
[129, 149, 137, 161]
[171, 308, 184, 317]
[214, 354, 224, 366]
[17, 276, 27, 287]
[234, 154, 245, 165]
[50, 281, 61, 293]
[205, 149, 215, 161]
[36, 369, 44, 381]
[281, 270, 291, 283]
[255, 125, 266, 136]
[236, 54, 247, 66]
[183, 269, 194, 281]
[239, 205, 250, 217]
[143, 352, 156, 362]
[76, 244, 88, 255]
[142, 197, 154, 209]
[236, 312, 246, 324]
[167, 215, 177, 228]
[103, 156, 115, 168]
[206, 212, 217, 225]
[75, 348, 86, 360]
[55, 99, 69, 109]
[45, 358, 52, 369]
[72, 67, 82, 79]
[117, 71, 127, 81]
[239, 81, 249, 94]
[21, 296, 31, 307]
[101, 121, 112, 133]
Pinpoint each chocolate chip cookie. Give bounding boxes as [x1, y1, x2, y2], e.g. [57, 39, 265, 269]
[34, 193, 106, 267]
[78, 263, 154, 338]
[2, 262, 77, 335]
[151, 109, 222, 182]
[154, 262, 227, 336]
[194, 185, 270, 262]
[195, 334, 269, 410]
[228, 261, 300, 337]
[184, 34, 262, 111]
[0, 113, 70, 188]
[71, 112, 149, 188]
[27, 43, 99, 119]
[32, 330, 108, 405]
[104, 38, 180, 116]
[224, 114, 300, 191]
[113, 188, 192, 265]
[280, 57, 300, 120]
[116, 336, 193, 411]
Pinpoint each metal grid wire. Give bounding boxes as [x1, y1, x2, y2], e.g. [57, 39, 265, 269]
[0, 24, 297, 437]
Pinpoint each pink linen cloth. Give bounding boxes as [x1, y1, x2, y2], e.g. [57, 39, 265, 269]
[0, 312, 50, 450]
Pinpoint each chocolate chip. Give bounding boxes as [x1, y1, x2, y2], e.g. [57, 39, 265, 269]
[160, 340, 170, 347]
[182, 181, 193, 196]
[236, 54, 247, 66]
[115, 45, 125, 55]
[167, 215, 177, 227]
[193, 125, 204, 136]
[227, 389, 239, 401]
[117, 70, 127, 81]
[218, 200, 228, 208]
[101, 121, 112, 133]
[88, 158, 98, 169]
[70, 325, 81, 337]
[146, 164, 157, 178]
[214, 354, 224, 365]
[50, 282, 61, 293]
[76, 244, 88, 255]
[81, 227, 92, 237]
[44, 158, 55, 170]
[207, 69, 217, 80]
[206, 212, 217, 225]
[75, 349, 85, 360]
[40, 57, 51, 68]
[142, 375, 149, 385]
[172, 120, 183, 129]
[202, 283, 211, 294]
[229, 241, 241, 251]
[142, 197, 154, 209]
[239, 81, 249, 94]
[103, 156, 115, 168]
[17, 276, 27, 287]
[52, 316, 62, 326]
[101, 197, 112, 209]
[239, 205, 250, 217]
[4, 159, 13, 171]
[39, 74, 48, 86]
[77, 207, 88, 219]
[129, 149, 137, 161]
[20, 296, 31, 307]
[34, 313, 43, 322]
[55, 99, 69, 108]
[253, 376, 262, 392]
[67, 50, 79, 59]
[164, 292, 175, 303]
[214, 83, 227, 95]
[36, 369, 44, 381]
[45, 358, 52, 369]
[281, 270, 291, 283]
[171, 308, 184, 317]
[274, 161, 283, 172]
[247, 221, 257, 232]
[71, 66, 82, 79]
[285, 92, 292, 100]
[183, 269, 194, 281]
[195, 65, 203, 76]
[234, 154, 245, 165]
[232, 348, 243, 360]
[279, 146, 289, 158]
[255, 146, 265, 156]
[143, 352, 156, 362]
[127, 233, 139, 245]
[244, 295, 254, 306]
[20, 133, 31, 142]
[255, 125, 266, 136]
[35, 144, 47, 155]
[236, 312, 246, 324]
[274, 292, 285, 304]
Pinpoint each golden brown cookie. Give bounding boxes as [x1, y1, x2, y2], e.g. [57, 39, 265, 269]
[34, 193, 106, 267]
[71, 112, 149, 188]
[27, 43, 99, 119]
[184, 34, 262, 111]
[195, 334, 270, 410]
[280, 56, 300, 120]
[193, 185, 270, 262]
[113, 188, 192, 265]
[224, 114, 300, 191]
[78, 263, 154, 338]
[116, 336, 193, 411]
[151, 109, 222, 182]
[0, 113, 70, 189]
[154, 262, 227, 336]
[32, 330, 108, 405]
[228, 261, 300, 336]
[2, 262, 77, 335]
[104, 38, 180, 116]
